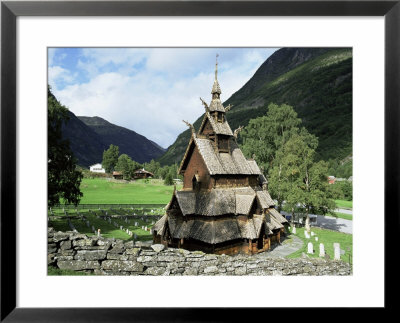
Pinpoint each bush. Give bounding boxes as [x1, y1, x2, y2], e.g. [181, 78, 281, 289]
[164, 173, 174, 185]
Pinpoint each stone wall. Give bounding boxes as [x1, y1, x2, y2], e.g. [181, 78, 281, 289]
[48, 228, 352, 276]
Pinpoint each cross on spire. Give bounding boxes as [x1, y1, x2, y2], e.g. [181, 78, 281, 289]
[211, 54, 221, 95]
[215, 54, 219, 80]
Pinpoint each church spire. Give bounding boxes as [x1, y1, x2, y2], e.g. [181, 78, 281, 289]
[211, 54, 221, 96]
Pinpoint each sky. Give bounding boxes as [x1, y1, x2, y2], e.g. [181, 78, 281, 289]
[48, 47, 278, 149]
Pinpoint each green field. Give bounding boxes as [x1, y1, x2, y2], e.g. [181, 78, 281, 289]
[78, 178, 181, 204]
[286, 227, 353, 263]
[335, 199, 353, 209]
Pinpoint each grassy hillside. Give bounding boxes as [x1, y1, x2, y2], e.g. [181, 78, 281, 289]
[158, 48, 352, 166]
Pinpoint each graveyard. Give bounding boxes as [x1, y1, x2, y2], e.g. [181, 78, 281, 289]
[286, 226, 353, 263]
[48, 206, 164, 243]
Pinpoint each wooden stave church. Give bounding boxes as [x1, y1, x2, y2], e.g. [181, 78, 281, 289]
[153, 60, 288, 255]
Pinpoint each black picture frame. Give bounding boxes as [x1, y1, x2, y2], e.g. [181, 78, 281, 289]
[1, 0, 397, 321]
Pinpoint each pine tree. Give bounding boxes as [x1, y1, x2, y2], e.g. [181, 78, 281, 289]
[102, 144, 119, 173]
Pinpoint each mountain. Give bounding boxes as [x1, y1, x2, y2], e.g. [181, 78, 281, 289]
[62, 113, 165, 168]
[158, 47, 352, 166]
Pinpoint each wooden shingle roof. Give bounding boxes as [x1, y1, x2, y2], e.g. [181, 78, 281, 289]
[191, 136, 260, 175]
[171, 187, 274, 217]
[165, 214, 269, 244]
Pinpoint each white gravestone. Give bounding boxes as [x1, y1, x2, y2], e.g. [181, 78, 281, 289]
[307, 242, 313, 254]
[97, 229, 101, 237]
[311, 232, 315, 236]
[334, 243, 341, 260]
[319, 243, 325, 257]
[315, 237, 318, 241]
[305, 231, 310, 239]
[292, 227, 296, 234]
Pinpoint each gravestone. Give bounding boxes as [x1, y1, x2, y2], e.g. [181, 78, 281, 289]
[120, 226, 123, 230]
[311, 232, 315, 236]
[304, 231, 310, 239]
[315, 237, 318, 241]
[307, 242, 313, 254]
[292, 227, 296, 234]
[319, 243, 325, 257]
[97, 229, 101, 237]
[334, 243, 341, 260]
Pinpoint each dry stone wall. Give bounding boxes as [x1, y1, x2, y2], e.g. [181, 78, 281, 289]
[48, 228, 352, 276]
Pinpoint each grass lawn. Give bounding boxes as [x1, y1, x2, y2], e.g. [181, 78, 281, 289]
[335, 199, 353, 209]
[333, 212, 352, 221]
[78, 178, 182, 204]
[286, 226, 353, 263]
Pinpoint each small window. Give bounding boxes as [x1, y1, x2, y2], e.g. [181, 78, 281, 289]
[192, 174, 200, 190]
[217, 112, 224, 122]
[218, 138, 229, 152]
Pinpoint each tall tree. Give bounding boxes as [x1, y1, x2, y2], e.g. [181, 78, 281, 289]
[115, 154, 136, 180]
[102, 144, 119, 173]
[240, 103, 301, 174]
[48, 87, 83, 207]
[282, 130, 334, 232]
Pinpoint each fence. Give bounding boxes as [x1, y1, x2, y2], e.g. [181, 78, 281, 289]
[50, 204, 167, 211]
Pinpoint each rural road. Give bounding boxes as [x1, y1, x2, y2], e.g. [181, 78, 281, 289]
[335, 208, 353, 215]
[314, 215, 352, 234]
[281, 210, 353, 234]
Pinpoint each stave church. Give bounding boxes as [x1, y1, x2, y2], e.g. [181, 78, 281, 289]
[153, 58, 288, 255]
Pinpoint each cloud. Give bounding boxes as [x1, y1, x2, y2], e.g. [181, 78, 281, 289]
[50, 48, 278, 148]
[48, 66, 76, 89]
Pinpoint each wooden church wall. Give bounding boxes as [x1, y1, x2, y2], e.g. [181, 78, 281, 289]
[182, 145, 210, 190]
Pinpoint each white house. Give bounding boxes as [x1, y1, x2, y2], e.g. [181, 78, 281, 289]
[89, 163, 105, 173]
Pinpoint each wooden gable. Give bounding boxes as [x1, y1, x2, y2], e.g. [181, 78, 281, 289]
[198, 114, 215, 137]
[182, 144, 210, 190]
